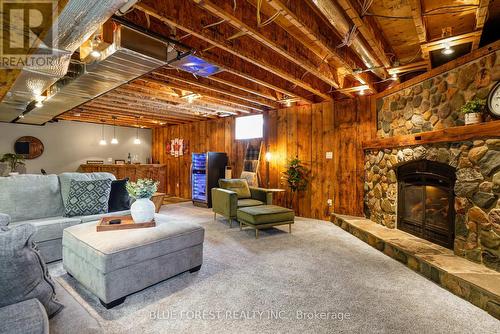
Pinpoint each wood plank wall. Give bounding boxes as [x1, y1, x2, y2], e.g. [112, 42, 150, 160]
[152, 97, 373, 220]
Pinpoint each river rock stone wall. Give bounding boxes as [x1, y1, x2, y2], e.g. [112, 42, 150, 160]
[364, 140, 500, 271]
[376, 50, 500, 138]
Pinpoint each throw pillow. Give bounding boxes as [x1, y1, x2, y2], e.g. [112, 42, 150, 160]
[0, 223, 63, 317]
[108, 178, 131, 212]
[218, 178, 251, 199]
[64, 179, 112, 217]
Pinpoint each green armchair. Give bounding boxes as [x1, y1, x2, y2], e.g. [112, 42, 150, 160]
[212, 179, 272, 227]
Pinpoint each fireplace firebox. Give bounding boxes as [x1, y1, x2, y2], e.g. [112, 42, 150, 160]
[396, 160, 456, 249]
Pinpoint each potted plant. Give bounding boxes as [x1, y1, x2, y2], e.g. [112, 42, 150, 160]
[281, 157, 309, 208]
[0, 153, 25, 176]
[461, 98, 486, 125]
[126, 178, 159, 223]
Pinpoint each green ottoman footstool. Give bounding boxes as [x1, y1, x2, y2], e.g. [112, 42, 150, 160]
[237, 205, 295, 238]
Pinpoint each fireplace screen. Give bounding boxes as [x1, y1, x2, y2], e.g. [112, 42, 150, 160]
[397, 160, 456, 249]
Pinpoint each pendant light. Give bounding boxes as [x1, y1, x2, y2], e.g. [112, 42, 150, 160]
[134, 117, 141, 145]
[99, 120, 107, 146]
[111, 116, 118, 144]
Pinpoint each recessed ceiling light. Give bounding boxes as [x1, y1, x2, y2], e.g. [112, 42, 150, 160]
[441, 42, 454, 55]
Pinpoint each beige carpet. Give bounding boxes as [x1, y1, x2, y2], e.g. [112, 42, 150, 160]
[48, 203, 500, 333]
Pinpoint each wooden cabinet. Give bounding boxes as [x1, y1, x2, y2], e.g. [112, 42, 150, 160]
[79, 164, 167, 193]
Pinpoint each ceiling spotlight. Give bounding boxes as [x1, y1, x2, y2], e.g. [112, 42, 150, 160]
[35, 101, 43, 108]
[90, 50, 101, 58]
[441, 43, 454, 55]
[359, 89, 365, 95]
[391, 73, 398, 80]
[18, 114, 25, 119]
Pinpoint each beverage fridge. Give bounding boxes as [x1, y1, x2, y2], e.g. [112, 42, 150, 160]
[191, 152, 228, 208]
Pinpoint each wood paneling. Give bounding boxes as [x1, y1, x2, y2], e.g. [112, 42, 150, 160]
[152, 98, 371, 220]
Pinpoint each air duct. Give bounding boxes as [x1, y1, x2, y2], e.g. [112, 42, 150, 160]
[17, 22, 182, 125]
[310, 0, 386, 79]
[0, 0, 132, 123]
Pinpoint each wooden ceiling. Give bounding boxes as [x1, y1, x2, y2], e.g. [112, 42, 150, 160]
[54, 0, 499, 128]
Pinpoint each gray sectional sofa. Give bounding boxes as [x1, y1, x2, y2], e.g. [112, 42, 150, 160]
[0, 173, 130, 263]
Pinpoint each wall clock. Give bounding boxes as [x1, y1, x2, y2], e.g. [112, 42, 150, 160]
[487, 81, 500, 118]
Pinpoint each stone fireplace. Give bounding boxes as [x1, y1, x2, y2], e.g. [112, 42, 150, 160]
[363, 48, 500, 272]
[364, 141, 500, 272]
[396, 159, 456, 249]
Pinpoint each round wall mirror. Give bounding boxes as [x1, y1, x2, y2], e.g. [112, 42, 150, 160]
[14, 136, 44, 159]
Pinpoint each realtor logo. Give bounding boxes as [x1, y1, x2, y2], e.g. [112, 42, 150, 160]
[1, 0, 57, 68]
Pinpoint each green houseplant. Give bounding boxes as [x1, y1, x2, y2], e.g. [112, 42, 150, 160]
[281, 157, 309, 208]
[460, 98, 486, 125]
[126, 179, 159, 223]
[0, 153, 25, 175]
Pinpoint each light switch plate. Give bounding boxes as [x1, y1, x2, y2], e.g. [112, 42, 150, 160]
[326, 152, 333, 159]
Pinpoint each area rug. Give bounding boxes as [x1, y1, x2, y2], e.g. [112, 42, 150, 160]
[50, 203, 499, 333]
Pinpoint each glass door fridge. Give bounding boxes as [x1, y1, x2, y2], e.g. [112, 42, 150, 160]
[191, 152, 228, 208]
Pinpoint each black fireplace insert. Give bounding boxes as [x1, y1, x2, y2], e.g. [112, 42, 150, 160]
[396, 160, 456, 249]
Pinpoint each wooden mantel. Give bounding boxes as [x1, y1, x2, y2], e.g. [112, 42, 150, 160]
[363, 120, 500, 150]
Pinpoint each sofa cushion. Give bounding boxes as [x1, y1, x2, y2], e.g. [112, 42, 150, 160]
[237, 205, 295, 225]
[237, 199, 264, 208]
[108, 178, 131, 212]
[13, 216, 81, 243]
[64, 179, 112, 217]
[62, 217, 204, 273]
[0, 299, 49, 334]
[59, 172, 115, 209]
[218, 179, 251, 199]
[0, 223, 63, 317]
[0, 175, 64, 222]
[76, 210, 130, 223]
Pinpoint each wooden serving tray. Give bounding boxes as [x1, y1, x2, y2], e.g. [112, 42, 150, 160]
[96, 215, 156, 232]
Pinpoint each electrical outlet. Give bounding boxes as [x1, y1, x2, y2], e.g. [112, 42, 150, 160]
[327, 199, 333, 206]
[326, 152, 333, 159]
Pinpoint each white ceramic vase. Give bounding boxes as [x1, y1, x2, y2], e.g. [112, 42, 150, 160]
[130, 198, 155, 223]
[464, 112, 482, 125]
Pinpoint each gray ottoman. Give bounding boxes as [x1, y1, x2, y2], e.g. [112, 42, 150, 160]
[237, 205, 295, 238]
[62, 214, 204, 308]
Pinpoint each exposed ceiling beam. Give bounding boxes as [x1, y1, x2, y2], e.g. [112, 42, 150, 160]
[191, 0, 341, 90]
[409, 0, 427, 44]
[476, 0, 490, 29]
[335, 0, 393, 68]
[388, 60, 428, 76]
[132, 1, 331, 101]
[150, 69, 279, 109]
[421, 31, 482, 54]
[307, 0, 387, 79]
[265, 0, 375, 89]
[123, 81, 253, 114]
[207, 73, 278, 101]
[138, 78, 261, 112]
[473, 0, 490, 50]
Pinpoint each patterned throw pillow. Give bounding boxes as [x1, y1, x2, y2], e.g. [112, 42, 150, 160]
[64, 179, 112, 217]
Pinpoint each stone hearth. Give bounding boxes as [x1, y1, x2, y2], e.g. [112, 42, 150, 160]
[364, 140, 500, 271]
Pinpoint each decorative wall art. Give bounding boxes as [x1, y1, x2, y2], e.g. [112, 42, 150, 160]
[166, 138, 189, 157]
